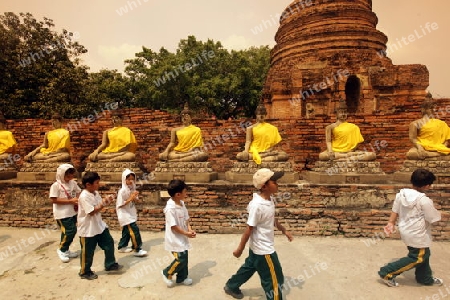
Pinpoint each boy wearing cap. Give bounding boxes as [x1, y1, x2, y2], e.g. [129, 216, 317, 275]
[224, 168, 293, 300]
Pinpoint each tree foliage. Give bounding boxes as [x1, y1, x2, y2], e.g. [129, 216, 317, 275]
[125, 36, 270, 119]
[0, 12, 89, 118]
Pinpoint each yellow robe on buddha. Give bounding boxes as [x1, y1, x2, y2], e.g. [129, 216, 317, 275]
[332, 122, 364, 153]
[173, 125, 203, 152]
[417, 119, 450, 154]
[40, 128, 70, 154]
[0, 130, 17, 155]
[103, 127, 137, 153]
[249, 122, 282, 165]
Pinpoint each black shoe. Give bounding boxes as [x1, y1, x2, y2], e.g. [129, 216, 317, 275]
[224, 285, 244, 299]
[79, 271, 98, 280]
[105, 263, 123, 271]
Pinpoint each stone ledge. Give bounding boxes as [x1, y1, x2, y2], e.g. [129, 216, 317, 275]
[85, 162, 143, 182]
[400, 159, 450, 174]
[20, 162, 70, 173]
[154, 161, 214, 173]
[313, 161, 384, 174]
[228, 161, 295, 173]
[304, 171, 391, 184]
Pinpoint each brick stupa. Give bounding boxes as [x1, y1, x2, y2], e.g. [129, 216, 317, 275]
[262, 0, 429, 119]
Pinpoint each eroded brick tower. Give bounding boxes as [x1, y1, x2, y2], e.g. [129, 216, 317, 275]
[262, 0, 429, 119]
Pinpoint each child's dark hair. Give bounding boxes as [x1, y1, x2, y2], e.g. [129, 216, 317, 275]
[126, 173, 136, 180]
[65, 168, 76, 176]
[167, 179, 188, 197]
[82, 171, 101, 186]
[410, 168, 436, 187]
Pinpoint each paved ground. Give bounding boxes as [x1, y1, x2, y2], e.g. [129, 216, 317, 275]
[0, 226, 449, 300]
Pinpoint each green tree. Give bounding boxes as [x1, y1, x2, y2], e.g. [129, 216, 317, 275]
[124, 36, 270, 119]
[0, 12, 88, 118]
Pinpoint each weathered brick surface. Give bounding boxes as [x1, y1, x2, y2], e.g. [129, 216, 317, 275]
[1, 182, 450, 240]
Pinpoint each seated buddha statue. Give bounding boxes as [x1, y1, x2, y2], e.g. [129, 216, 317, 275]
[158, 103, 208, 162]
[88, 111, 137, 162]
[24, 113, 71, 162]
[236, 103, 288, 165]
[319, 101, 375, 161]
[0, 113, 18, 161]
[406, 99, 450, 160]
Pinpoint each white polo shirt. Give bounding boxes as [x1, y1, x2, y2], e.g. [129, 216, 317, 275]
[49, 180, 81, 220]
[164, 199, 191, 252]
[247, 193, 276, 255]
[77, 190, 107, 237]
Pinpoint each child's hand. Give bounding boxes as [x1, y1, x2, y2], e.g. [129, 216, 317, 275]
[384, 223, 395, 236]
[71, 198, 78, 205]
[285, 231, 294, 242]
[233, 248, 243, 258]
[131, 191, 139, 200]
[186, 230, 196, 238]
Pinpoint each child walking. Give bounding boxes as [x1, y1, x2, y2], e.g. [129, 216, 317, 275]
[77, 171, 122, 280]
[49, 163, 81, 263]
[224, 168, 293, 300]
[116, 169, 147, 257]
[379, 168, 443, 287]
[161, 179, 196, 287]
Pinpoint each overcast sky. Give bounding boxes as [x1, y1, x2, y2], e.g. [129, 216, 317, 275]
[2, 0, 449, 97]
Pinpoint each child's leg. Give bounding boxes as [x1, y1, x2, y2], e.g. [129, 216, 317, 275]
[118, 225, 131, 250]
[97, 228, 117, 270]
[378, 246, 429, 280]
[128, 222, 143, 251]
[163, 251, 188, 281]
[175, 250, 189, 283]
[255, 251, 284, 300]
[79, 236, 96, 275]
[414, 248, 434, 285]
[57, 215, 77, 252]
[226, 249, 257, 292]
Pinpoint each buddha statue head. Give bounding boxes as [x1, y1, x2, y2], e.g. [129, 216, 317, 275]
[421, 98, 436, 117]
[51, 113, 63, 129]
[255, 102, 267, 123]
[111, 110, 124, 127]
[180, 103, 192, 126]
[335, 100, 348, 122]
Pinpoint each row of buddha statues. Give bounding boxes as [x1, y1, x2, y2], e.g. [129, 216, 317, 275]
[0, 100, 449, 171]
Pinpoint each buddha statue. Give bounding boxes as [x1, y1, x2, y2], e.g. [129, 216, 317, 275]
[236, 103, 288, 165]
[24, 113, 71, 162]
[88, 111, 137, 162]
[319, 101, 376, 161]
[406, 99, 450, 160]
[159, 103, 208, 162]
[0, 113, 17, 161]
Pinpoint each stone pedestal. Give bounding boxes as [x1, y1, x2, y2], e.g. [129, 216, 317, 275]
[153, 161, 217, 183]
[305, 160, 387, 184]
[17, 162, 68, 181]
[225, 161, 299, 184]
[394, 159, 450, 183]
[0, 162, 17, 180]
[84, 161, 143, 182]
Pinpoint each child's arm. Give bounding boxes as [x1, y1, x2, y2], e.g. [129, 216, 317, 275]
[170, 225, 196, 238]
[50, 196, 77, 205]
[275, 218, 294, 242]
[384, 212, 398, 235]
[117, 191, 139, 209]
[233, 225, 253, 258]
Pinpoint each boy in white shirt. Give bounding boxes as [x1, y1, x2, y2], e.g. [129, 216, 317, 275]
[224, 168, 293, 300]
[379, 168, 443, 287]
[161, 179, 196, 287]
[49, 163, 81, 263]
[77, 171, 122, 280]
[116, 169, 147, 257]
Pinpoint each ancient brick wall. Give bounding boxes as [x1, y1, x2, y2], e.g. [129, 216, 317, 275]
[1, 182, 449, 240]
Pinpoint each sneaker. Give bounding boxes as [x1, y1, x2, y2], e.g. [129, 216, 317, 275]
[224, 285, 244, 299]
[179, 278, 193, 286]
[433, 277, 444, 286]
[105, 263, 123, 271]
[118, 247, 133, 253]
[133, 249, 148, 257]
[57, 249, 69, 263]
[383, 278, 399, 287]
[79, 271, 98, 280]
[66, 250, 78, 258]
[161, 270, 175, 288]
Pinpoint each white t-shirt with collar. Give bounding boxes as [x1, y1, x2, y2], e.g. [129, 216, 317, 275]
[77, 189, 107, 237]
[247, 192, 276, 255]
[164, 198, 191, 252]
[49, 180, 81, 220]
